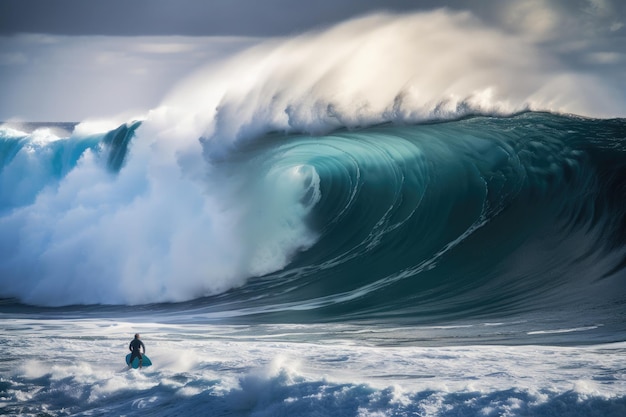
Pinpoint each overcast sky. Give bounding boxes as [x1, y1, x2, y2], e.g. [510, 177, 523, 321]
[1, 0, 486, 37]
[1, 0, 624, 121]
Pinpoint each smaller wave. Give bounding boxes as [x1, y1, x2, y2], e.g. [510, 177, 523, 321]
[0, 124, 103, 212]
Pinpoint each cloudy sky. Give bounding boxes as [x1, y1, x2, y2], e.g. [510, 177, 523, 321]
[0, 0, 493, 37]
[1, 0, 624, 121]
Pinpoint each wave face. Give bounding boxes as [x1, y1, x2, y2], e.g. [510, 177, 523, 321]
[1, 113, 626, 325]
[192, 113, 626, 323]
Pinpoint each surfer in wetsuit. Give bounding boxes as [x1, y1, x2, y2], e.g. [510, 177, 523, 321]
[128, 333, 145, 368]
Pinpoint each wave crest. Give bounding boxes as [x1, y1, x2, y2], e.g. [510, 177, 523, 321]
[163, 10, 625, 160]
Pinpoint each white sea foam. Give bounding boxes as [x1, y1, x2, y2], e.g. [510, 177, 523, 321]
[2, 319, 625, 416]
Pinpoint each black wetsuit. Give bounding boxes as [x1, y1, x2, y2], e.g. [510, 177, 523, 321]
[129, 338, 145, 364]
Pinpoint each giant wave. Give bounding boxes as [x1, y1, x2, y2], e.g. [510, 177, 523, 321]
[1, 10, 625, 323]
[1, 112, 626, 327]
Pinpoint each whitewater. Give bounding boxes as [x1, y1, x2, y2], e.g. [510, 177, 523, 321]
[2, 10, 626, 417]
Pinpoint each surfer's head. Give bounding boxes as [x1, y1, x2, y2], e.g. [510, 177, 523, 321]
[135, 333, 140, 339]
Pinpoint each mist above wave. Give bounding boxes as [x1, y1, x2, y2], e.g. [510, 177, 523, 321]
[162, 9, 625, 159]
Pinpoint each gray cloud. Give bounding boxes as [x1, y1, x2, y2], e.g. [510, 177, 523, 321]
[1, 0, 624, 38]
[0, 0, 443, 37]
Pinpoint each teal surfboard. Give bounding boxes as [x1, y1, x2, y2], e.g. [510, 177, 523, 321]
[125, 353, 152, 369]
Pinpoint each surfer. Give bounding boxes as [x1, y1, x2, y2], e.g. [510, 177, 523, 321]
[128, 333, 145, 368]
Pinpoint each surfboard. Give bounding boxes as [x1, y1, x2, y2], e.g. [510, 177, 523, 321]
[125, 353, 152, 369]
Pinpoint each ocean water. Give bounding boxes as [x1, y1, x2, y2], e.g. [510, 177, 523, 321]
[2, 10, 626, 417]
